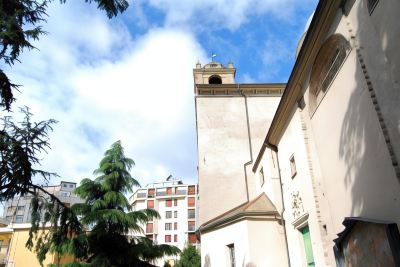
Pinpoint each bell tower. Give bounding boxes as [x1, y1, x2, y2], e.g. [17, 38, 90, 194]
[193, 61, 235, 89]
[193, 61, 285, 226]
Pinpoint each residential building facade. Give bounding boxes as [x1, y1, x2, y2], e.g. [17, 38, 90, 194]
[2, 181, 82, 224]
[195, 0, 400, 266]
[130, 178, 199, 265]
[0, 181, 82, 267]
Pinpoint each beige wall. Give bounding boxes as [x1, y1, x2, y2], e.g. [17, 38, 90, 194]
[196, 96, 280, 224]
[6, 228, 73, 267]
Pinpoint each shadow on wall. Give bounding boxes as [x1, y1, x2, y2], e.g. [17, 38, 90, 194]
[339, 0, 400, 219]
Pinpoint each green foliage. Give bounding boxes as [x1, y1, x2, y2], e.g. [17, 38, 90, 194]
[0, 106, 57, 199]
[0, 1, 130, 264]
[0, 0, 129, 111]
[49, 141, 180, 267]
[175, 244, 201, 267]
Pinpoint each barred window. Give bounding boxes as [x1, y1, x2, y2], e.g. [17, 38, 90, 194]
[366, 0, 379, 14]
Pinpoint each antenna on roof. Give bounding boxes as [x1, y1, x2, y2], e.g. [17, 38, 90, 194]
[166, 175, 173, 181]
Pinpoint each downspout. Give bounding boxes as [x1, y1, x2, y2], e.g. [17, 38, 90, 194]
[273, 149, 292, 267]
[239, 84, 252, 202]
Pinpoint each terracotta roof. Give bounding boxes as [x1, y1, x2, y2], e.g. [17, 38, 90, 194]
[199, 193, 280, 233]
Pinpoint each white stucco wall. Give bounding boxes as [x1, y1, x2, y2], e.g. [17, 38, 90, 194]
[276, 110, 329, 267]
[346, 0, 400, 163]
[201, 219, 288, 267]
[265, 3, 400, 266]
[306, 4, 400, 237]
[196, 96, 280, 225]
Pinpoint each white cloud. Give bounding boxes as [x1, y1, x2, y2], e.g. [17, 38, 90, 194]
[6, 1, 207, 188]
[144, 0, 306, 31]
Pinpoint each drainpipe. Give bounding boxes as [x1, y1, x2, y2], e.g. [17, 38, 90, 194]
[274, 149, 292, 267]
[239, 84, 252, 202]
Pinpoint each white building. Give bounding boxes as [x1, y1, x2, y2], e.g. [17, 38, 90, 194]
[130, 178, 199, 265]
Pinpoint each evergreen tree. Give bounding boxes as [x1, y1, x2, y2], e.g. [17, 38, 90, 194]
[175, 244, 201, 267]
[46, 141, 180, 267]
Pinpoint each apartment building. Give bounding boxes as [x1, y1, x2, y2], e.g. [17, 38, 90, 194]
[130, 178, 198, 264]
[2, 181, 82, 224]
[0, 181, 82, 266]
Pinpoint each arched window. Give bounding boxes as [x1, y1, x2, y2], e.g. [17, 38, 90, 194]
[209, 75, 222, 84]
[309, 34, 351, 114]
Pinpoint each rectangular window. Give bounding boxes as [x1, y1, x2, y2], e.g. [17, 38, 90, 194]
[146, 223, 153, 233]
[174, 199, 178, 206]
[188, 186, 196, 195]
[166, 187, 172, 195]
[166, 199, 172, 207]
[188, 221, 195, 232]
[166, 211, 172, 219]
[147, 200, 154, 209]
[188, 233, 197, 244]
[174, 234, 178, 242]
[188, 197, 195, 207]
[165, 235, 171, 243]
[174, 222, 178, 230]
[290, 155, 297, 178]
[174, 211, 178, 218]
[165, 223, 172, 231]
[188, 209, 195, 219]
[259, 167, 265, 186]
[15, 215, 24, 223]
[17, 206, 25, 212]
[148, 189, 155, 198]
[60, 191, 70, 197]
[227, 244, 236, 267]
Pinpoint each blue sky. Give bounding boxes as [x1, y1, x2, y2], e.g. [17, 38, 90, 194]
[3, 0, 317, 189]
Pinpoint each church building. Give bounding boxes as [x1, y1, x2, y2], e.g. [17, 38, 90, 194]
[194, 0, 400, 266]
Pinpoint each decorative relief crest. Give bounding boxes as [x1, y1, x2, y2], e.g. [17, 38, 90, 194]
[291, 191, 305, 219]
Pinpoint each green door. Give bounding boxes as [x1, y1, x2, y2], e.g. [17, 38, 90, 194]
[301, 226, 315, 267]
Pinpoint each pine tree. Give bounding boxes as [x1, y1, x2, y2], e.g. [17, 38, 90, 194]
[47, 141, 180, 267]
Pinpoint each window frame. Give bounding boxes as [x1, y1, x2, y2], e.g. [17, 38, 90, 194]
[290, 154, 297, 178]
[147, 200, 154, 209]
[166, 211, 172, 219]
[188, 209, 195, 219]
[309, 34, 351, 116]
[259, 167, 265, 186]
